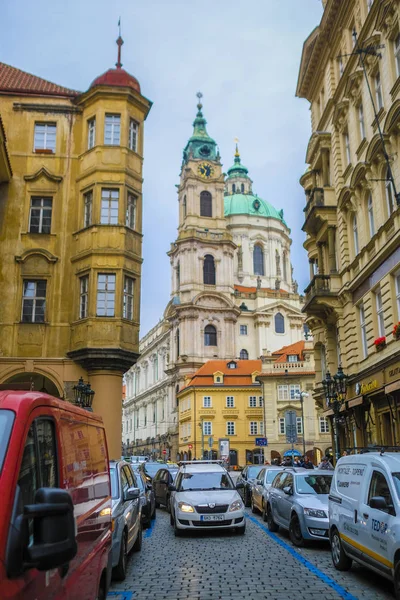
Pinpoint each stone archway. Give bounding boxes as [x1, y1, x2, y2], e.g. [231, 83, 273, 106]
[1, 372, 61, 397]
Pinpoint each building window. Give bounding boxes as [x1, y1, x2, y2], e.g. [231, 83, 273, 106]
[79, 276, 89, 319]
[22, 280, 47, 323]
[395, 271, 400, 319]
[87, 118, 96, 150]
[83, 190, 93, 228]
[96, 274, 116, 316]
[275, 312, 285, 334]
[226, 396, 234, 408]
[200, 191, 212, 217]
[259, 397, 263, 407]
[386, 169, 395, 216]
[29, 197, 52, 233]
[375, 289, 385, 337]
[203, 396, 211, 408]
[367, 194, 375, 236]
[296, 417, 303, 435]
[126, 193, 136, 229]
[101, 189, 119, 224]
[259, 421, 264, 435]
[253, 244, 264, 276]
[227, 361, 237, 369]
[34, 122, 56, 152]
[104, 114, 121, 145]
[249, 396, 257, 408]
[240, 349, 249, 360]
[123, 276, 134, 320]
[358, 103, 365, 140]
[241, 183, 244, 193]
[353, 215, 359, 255]
[128, 119, 138, 152]
[240, 325, 248, 335]
[278, 385, 289, 401]
[344, 131, 351, 165]
[279, 418, 285, 434]
[203, 254, 216, 285]
[183, 195, 187, 217]
[176, 328, 180, 358]
[288, 354, 298, 363]
[319, 417, 330, 434]
[375, 72, 383, 110]
[232, 184, 236, 193]
[250, 422, 258, 435]
[204, 324, 217, 346]
[227, 422, 235, 436]
[203, 421, 212, 435]
[359, 303, 368, 358]
[395, 34, 400, 77]
[290, 385, 301, 400]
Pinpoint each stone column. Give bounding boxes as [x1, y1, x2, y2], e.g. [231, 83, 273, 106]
[317, 243, 325, 275]
[321, 149, 330, 187]
[328, 227, 337, 273]
[309, 259, 315, 280]
[90, 370, 124, 460]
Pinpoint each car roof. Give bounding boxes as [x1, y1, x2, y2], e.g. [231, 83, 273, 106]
[178, 464, 226, 473]
[337, 452, 400, 469]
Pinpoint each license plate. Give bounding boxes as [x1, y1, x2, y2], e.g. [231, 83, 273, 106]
[200, 515, 225, 521]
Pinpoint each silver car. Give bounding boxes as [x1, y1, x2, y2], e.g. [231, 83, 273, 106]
[110, 460, 142, 581]
[266, 469, 333, 546]
[251, 466, 283, 517]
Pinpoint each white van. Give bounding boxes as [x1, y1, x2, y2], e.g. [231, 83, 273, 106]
[329, 452, 400, 598]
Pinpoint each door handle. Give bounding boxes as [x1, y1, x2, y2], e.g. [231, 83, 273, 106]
[363, 513, 369, 519]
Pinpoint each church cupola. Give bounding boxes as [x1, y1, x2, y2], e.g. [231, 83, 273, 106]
[182, 93, 219, 166]
[225, 143, 253, 195]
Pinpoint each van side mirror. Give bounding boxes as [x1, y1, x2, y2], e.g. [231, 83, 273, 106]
[235, 482, 244, 489]
[124, 487, 140, 501]
[7, 487, 77, 577]
[370, 496, 388, 510]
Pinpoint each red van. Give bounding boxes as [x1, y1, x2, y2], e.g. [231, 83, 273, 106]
[0, 390, 112, 600]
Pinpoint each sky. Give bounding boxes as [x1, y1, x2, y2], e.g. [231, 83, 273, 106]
[1, 0, 323, 336]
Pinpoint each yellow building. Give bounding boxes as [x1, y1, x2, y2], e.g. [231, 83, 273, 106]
[177, 343, 330, 465]
[297, 0, 400, 453]
[0, 38, 151, 458]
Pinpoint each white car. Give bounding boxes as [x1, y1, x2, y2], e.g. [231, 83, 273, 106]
[329, 452, 400, 598]
[169, 461, 246, 536]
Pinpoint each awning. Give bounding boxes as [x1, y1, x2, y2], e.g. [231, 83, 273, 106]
[386, 381, 400, 394]
[348, 396, 363, 408]
[284, 449, 302, 457]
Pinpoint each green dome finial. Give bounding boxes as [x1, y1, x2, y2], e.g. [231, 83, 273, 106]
[182, 92, 218, 165]
[226, 141, 250, 181]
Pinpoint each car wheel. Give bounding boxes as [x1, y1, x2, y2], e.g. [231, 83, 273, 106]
[331, 529, 352, 571]
[113, 533, 127, 581]
[174, 513, 183, 537]
[170, 512, 174, 526]
[166, 495, 171, 513]
[133, 524, 142, 553]
[394, 559, 400, 599]
[155, 500, 160, 508]
[142, 514, 151, 529]
[151, 504, 156, 520]
[289, 514, 305, 547]
[244, 489, 251, 508]
[266, 505, 279, 532]
[262, 500, 267, 522]
[251, 495, 257, 514]
[236, 523, 246, 535]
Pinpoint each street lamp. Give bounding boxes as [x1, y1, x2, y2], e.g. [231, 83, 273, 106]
[322, 366, 348, 462]
[73, 377, 95, 411]
[294, 391, 309, 457]
[198, 419, 204, 459]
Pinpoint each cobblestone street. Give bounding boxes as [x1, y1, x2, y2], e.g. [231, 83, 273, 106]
[109, 508, 394, 600]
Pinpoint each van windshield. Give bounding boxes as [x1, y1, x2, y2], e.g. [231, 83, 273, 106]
[0, 410, 15, 474]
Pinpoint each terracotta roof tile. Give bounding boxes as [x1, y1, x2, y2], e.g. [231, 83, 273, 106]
[272, 341, 305, 363]
[180, 360, 262, 390]
[0, 62, 79, 97]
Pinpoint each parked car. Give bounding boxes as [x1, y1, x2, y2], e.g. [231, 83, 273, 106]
[0, 390, 112, 600]
[141, 461, 178, 483]
[169, 461, 245, 536]
[266, 469, 333, 546]
[110, 460, 142, 581]
[329, 452, 400, 598]
[134, 468, 156, 528]
[153, 467, 179, 511]
[130, 455, 148, 464]
[251, 466, 283, 515]
[236, 465, 263, 507]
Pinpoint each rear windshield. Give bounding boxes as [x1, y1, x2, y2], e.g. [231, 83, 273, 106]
[247, 466, 262, 478]
[266, 470, 280, 484]
[0, 410, 15, 474]
[177, 471, 234, 491]
[110, 467, 119, 499]
[296, 474, 333, 495]
[144, 463, 163, 477]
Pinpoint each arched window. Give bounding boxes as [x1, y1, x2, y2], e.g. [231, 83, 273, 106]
[367, 194, 375, 236]
[183, 195, 187, 217]
[386, 169, 395, 215]
[200, 191, 212, 217]
[176, 328, 180, 359]
[253, 244, 264, 276]
[353, 215, 359, 255]
[204, 324, 217, 346]
[275, 312, 285, 334]
[239, 349, 249, 360]
[232, 184, 236, 193]
[241, 183, 244, 193]
[203, 254, 216, 285]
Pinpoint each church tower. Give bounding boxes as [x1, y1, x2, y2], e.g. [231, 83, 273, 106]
[167, 95, 239, 379]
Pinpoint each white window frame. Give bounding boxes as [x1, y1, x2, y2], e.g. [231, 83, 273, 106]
[296, 417, 303, 435]
[359, 303, 368, 358]
[96, 273, 116, 317]
[203, 396, 211, 408]
[128, 119, 138, 152]
[87, 117, 96, 150]
[126, 193, 136, 229]
[227, 421, 235, 436]
[250, 421, 258, 435]
[290, 384, 301, 400]
[203, 421, 212, 435]
[21, 280, 47, 323]
[101, 189, 119, 225]
[278, 385, 289, 401]
[288, 355, 298, 363]
[395, 271, 400, 319]
[368, 194, 375, 236]
[84, 190, 93, 228]
[358, 103, 365, 140]
[319, 416, 330, 434]
[279, 418, 286, 435]
[123, 276, 134, 320]
[226, 396, 234, 408]
[249, 396, 257, 408]
[29, 197, 53, 234]
[240, 325, 248, 335]
[375, 72, 383, 111]
[79, 275, 89, 319]
[259, 421, 264, 435]
[34, 122, 56, 152]
[375, 289, 385, 337]
[104, 114, 121, 145]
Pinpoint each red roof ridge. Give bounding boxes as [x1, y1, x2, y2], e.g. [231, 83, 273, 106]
[0, 62, 79, 97]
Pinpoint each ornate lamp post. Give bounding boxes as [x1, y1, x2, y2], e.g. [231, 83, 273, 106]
[73, 377, 95, 411]
[322, 366, 348, 462]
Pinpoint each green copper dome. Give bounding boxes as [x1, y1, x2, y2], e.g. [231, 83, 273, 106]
[224, 194, 288, 227]
[182, 93, 218, 165]
[226, 145, 250, 180]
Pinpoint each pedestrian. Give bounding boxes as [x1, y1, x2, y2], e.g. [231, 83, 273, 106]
[301, 455, 314, 469]
[318, 456, 335, 470]
[342, 450, 349, 457]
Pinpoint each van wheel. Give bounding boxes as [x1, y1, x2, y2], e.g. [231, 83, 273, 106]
[289, 514, 305, 547]
[331, 529, 352, 571]
[267, 506, 279, 532]
[133, 525, 142, 552]
[113, 533, 127, 581]
[394, 559, 400, 599]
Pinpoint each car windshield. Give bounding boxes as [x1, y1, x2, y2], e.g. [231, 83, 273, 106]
[0, 410, 14, 474]
[178, 471, 234, 491]
[110, 467, 119, 499]
[247, 466, 262, 479]
[266, 470, 280, 484]
[144, 463, 164, 477]
[296, 474, 333, 494]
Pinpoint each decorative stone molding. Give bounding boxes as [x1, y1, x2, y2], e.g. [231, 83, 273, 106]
[24, 167, 63, 183]
[332, 99, 350, 132]
[344, 69, 363, 106]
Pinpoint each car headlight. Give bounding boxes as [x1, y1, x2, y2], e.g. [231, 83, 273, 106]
[178, 502, 195, 513]
[303, 508, 327, 519]
[99, 507, 111, 517]
[229, 500, 243, 512]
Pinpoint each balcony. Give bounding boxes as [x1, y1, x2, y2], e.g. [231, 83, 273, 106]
[261, 361, 314, 374]
[303, 187, 337, 235]
[303, 274, 341, 316]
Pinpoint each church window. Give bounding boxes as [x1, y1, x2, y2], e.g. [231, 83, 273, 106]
[232, 184, 236, 193]
[275, 312, 285, 334]
[240, 349, 249, 360]
[241, 183, 244, 193]
[203, 255, 216, 285]
[204, 324, 217, 346]
[183, 195, 187, 217]
[253, 244, 264, 276]
[200, 191, 212, 217]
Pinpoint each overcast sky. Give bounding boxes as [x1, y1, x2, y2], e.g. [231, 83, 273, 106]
[2, 0, 322, 336]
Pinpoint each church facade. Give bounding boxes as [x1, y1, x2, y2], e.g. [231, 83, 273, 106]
[123, 97, 306, 459]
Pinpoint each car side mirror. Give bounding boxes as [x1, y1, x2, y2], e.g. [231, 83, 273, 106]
[256, 479, 262, 486]
[235, 482, 244, 489]
[282, 486, 293, 495]
[370, 496, 388, 510]
[6, 487, 77, 578]
[168, 484, 176, 492]
[124, 487, 140, 501]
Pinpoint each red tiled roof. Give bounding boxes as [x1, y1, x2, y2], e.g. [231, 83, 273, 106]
[180, 360, 262, 390]
[90, 68, 141, 93]
[272, 341, 305, 363]
[0, 62, 79, 97]
[235, 285, 288, 294]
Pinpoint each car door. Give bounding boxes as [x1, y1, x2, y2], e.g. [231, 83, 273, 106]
[158, 470, 170, 505]
[121, 466, 139, 552]
[253, 468, 265, 511]
[278, 473, 294, 527]
[269, 472, 288, 525]
[237, 467, 247, 501]
[153, 469, 163, 503]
